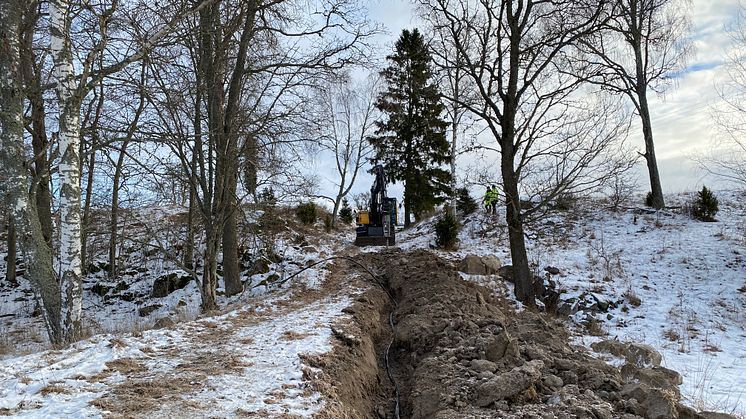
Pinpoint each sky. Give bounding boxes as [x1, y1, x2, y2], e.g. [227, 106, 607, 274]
[311, 0, 744, 207]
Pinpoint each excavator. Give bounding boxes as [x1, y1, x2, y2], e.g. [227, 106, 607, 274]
[354, 165, 397, 246]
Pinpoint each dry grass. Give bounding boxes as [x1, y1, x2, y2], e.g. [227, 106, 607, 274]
[106, 358, 147, 375]
[623, 290, 642, 307]
[39, 383, 69, 396]
[663, 329, 680, 342]
[281, 330, 315, 341]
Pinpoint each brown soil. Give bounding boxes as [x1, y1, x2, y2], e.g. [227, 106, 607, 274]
[309, 248, 717, 419]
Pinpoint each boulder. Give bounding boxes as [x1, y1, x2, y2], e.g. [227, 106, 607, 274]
[152, 272, 192, 298]
[621, 365, 682, 393]
[470, 359, 498, 373]
[458, 255, 502, 275]
[475, 360, 544, 407]
[138, 304, 162, 317]
[484, 330, 519, 362]
[592, 339, 662, 368]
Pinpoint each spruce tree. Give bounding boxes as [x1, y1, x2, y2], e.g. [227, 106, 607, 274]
[370, 29, 451, 227]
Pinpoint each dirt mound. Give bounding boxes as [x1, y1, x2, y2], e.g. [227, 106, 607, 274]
[355, 249, 726, 419]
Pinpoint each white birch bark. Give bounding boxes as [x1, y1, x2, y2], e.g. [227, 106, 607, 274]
[49, 0, 83, 341]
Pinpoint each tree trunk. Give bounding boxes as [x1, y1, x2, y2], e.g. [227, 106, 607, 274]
[184, 170, 196, 270]
[109, 154, 124, 278]
[501, 159, 533, 305]
[633, 38, 665, 210]
[0, 2, 63, 343]
[201, 227, 219, 311]
[81, 145, 96, 273]
[20, 2, 53, 248]
[637, 88, 665, 209]
[50, 0, 84, 342]
[222, 192, 242, 296]
[7, 220, 17, 285]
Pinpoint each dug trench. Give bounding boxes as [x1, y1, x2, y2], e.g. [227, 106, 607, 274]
[309, 249, 733, 419]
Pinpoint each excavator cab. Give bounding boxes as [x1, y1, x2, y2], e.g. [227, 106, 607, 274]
[354, 165, 397, 246]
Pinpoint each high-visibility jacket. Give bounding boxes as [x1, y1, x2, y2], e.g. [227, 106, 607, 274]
[484, 189, 497, 205]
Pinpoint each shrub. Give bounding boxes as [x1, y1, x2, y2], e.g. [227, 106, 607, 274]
[691, 186, 719, 222]
[296, 202, 317, 225]
[644, 192, 654, 207]
[456, 187, 478, 216]
[259, 187, 277, 207]
[434, 210, 460, 249]
[554, 192, 577, 211]
[338, 198, 354, 224]
[324, 214, 333, 232]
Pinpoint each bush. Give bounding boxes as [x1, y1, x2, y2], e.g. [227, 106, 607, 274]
[644, 192, 654, 207]
[296, 202, 317, 225]
[456, 187, 477, 216]
[434, 210, 460, 250]
[259, 187, 277, 207]
[691, 186, 719, 222]
[324, 214, 333, 232]
[554, 192, 577, 211]
[338, 198, 354, 224]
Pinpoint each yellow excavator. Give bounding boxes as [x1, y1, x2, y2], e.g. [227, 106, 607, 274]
[354, 165, 397, 246]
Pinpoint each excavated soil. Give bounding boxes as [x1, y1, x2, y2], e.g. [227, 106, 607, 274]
[313, 249, 721, 419]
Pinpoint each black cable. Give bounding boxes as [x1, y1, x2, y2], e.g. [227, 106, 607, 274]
[249, 254, 401, 419]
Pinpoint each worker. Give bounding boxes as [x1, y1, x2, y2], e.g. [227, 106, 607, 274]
[483, 185, 498, 215]
[489, 185, 498, 215]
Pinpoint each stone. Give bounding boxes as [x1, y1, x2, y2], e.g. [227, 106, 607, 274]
[458, 255, 502, 276]
[701, 413, 739, 419]
[249, 258, 271, 276]
[153, 317, 175, 329]
[484, 330, 518, 362]
[138, 304, 162, 317]
[475, 360, 544, 407]
[545, 266, 561, 275]
[621, 365, 682, 393]
[152, 272, 192, 298]
[591, 340, 662, 368]
[543, 374, 564, 390]
[91, 283, 112, 297]
[470, 359, 498, 373]
[301, 245, 318, 253]
[642, 388, 678, 419]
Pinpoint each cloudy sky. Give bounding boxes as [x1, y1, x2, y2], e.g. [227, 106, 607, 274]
[312, 0, 743, 204]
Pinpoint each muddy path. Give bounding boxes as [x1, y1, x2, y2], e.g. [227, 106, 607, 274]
[313, 248, 715, 419]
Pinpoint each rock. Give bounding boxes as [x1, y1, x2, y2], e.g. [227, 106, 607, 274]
[626, 342, 662, 368]
[677, 404, 705, 419]
[91, 282, 112, 297]
[592, 339, 662, 368]
[701, 412, 740, 419]
[475, 360, 544, 407]
[250, 258, 271, 276]
[621, 365, 682, 393]
[642, 388, 678, 419]
[470, 359, 498, 373]
[542, 374, 564, 390]
[545, 266, 561, 275]
[152, 272, 192, 298]
[114, 281, 129, 292]
[301, 245, 318, 253]
[458, 255, 502, 276]
[484, 330, 519, 362]
[153, 317, 175, 329]
[138, 304, 162, 317]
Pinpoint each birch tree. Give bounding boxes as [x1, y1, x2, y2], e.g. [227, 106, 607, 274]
[311, 77, 378, 226]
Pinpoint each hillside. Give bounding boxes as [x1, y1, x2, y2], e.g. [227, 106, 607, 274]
[0, 191, 744, 418]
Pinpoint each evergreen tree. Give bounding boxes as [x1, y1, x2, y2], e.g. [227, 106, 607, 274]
[370, 29, 451, 227]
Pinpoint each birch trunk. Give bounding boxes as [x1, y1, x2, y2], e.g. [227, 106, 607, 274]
[7, 220, 17, 285]
[0, 1, 63, 344]
[49, 0, 84, 342]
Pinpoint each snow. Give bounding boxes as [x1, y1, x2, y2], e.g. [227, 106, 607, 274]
[0, 294, 350, 417]
[397, 190, 746, 417]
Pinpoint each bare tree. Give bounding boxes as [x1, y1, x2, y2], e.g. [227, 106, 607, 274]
[576, 0, 691, 208]
[697, 2, 746, 187]
[0, 0, 63, 344]
[419, 0, 632, 305]
[310, 76, 379, 226]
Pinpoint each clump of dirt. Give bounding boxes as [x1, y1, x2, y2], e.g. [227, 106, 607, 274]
[356, 248, 725, 419]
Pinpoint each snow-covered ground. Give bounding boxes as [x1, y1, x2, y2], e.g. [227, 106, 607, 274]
[399, 190, 746, 417]
[0, 208, 359, 417]
[0, 291, 350, 417]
